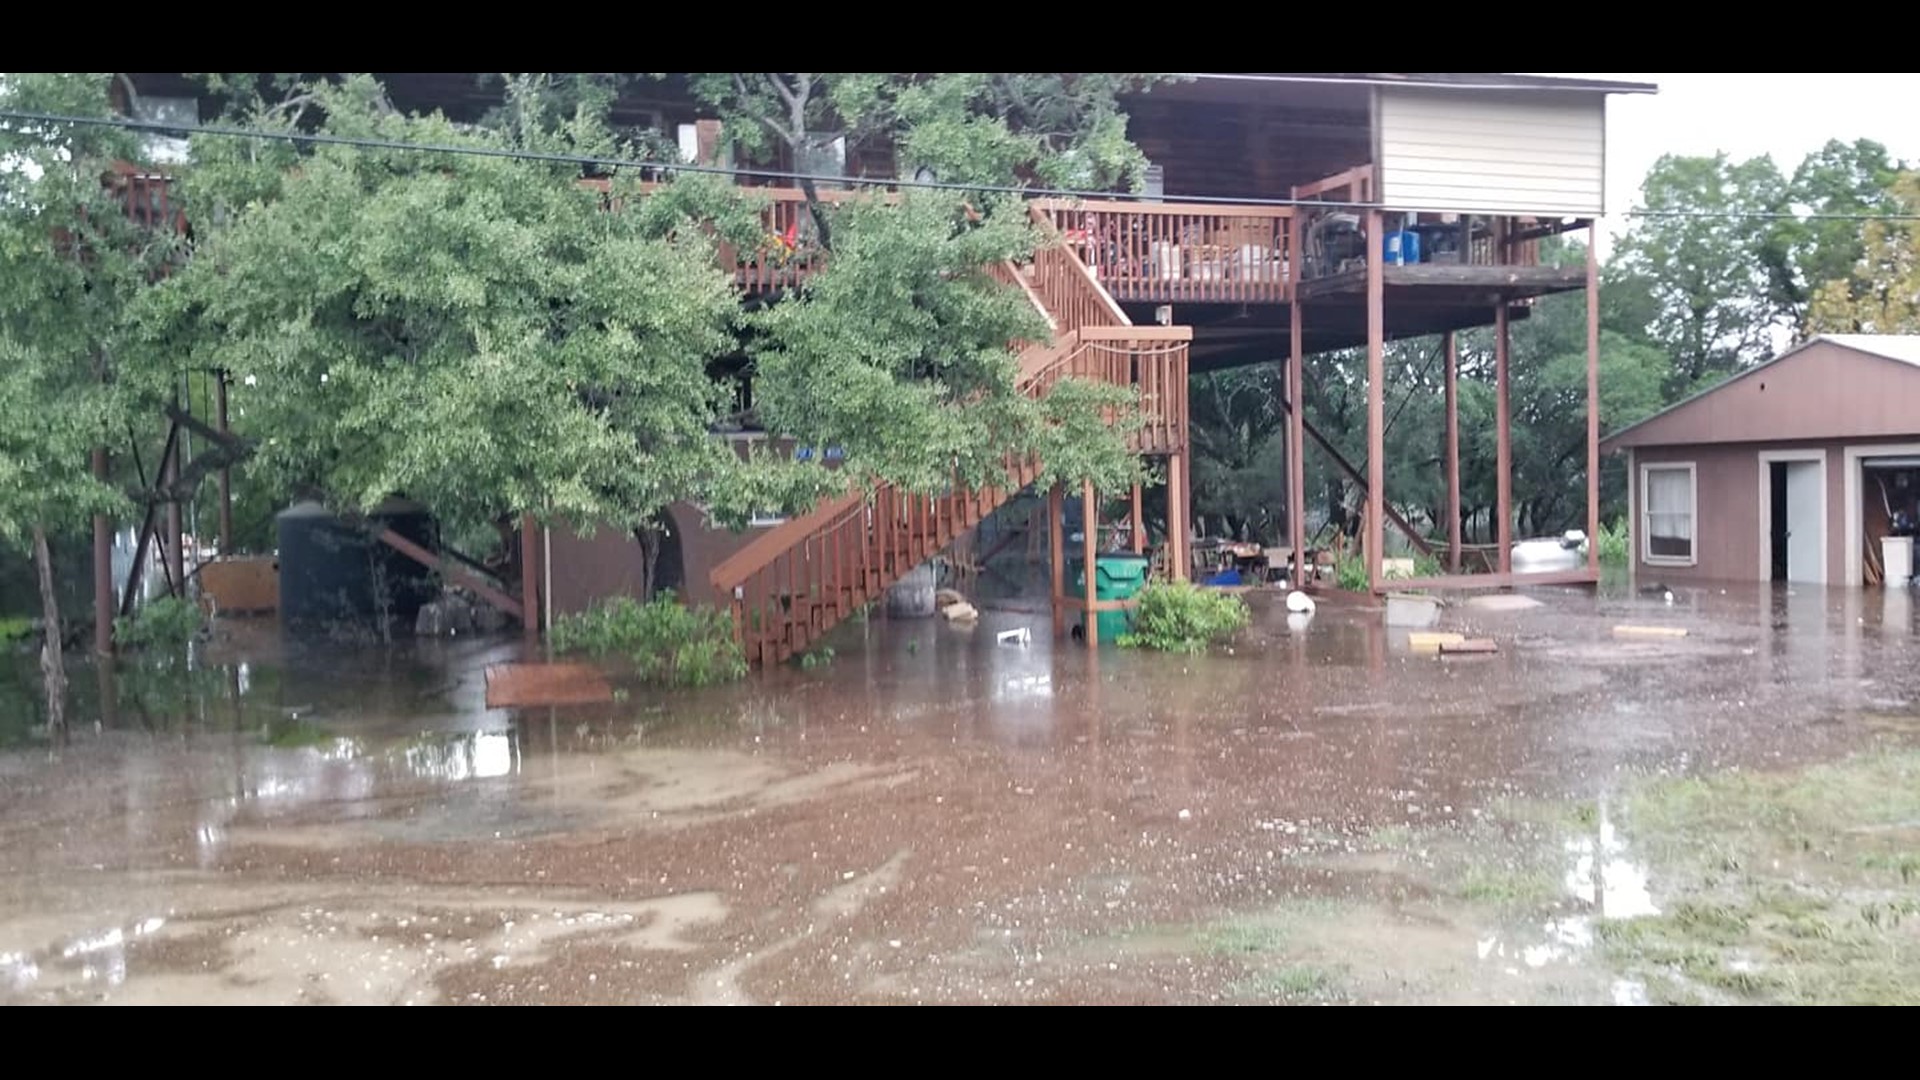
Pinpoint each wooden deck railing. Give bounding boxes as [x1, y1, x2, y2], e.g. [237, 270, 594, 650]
[1033, 198, 1293, 305]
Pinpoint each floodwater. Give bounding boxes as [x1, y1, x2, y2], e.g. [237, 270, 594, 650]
[3, 583, 1919, 1005]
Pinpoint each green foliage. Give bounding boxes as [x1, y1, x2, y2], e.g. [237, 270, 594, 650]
[685, 73, 1174, 194]
[1117, 581, 1249, 653]
[1612, 152, 1794, 393]
[1597, 520, 1630, 568]
[0, 74, 151, 544]
[148, 75, 831, 539]
[1333, 552, 1369, 592]
[549, 594, 746, 688]
[113, 596, 204, 650]
[1188, 367, 1287, 543]
[751, 192, 1142, 497]
[0, 615, 32, 641]
[795, 645, 835, 670]
[1810, 170, 1920, 334]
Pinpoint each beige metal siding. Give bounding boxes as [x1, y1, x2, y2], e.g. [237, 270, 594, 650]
[1377, 88, 1606, 215]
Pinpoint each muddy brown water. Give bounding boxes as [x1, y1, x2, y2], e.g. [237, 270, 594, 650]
[3, 584, 1918, 1004]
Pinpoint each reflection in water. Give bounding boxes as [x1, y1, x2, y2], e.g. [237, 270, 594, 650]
[1476, 799, 1658, 1000]
[1563, 803, 1659, 919]
[403, 730, 518, 781]
[1, 916, 173, 993]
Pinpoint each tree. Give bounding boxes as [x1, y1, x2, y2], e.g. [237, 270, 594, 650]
[1808, 170, 1920, 334]
[1612, 153, 1793, 393]
[0, 73, 168, 733]
[749, 192, 1143, 499]
[147, 76, 832, 547]
[1782, 139, 1905, 327]
[1187, 366, 1288, 542]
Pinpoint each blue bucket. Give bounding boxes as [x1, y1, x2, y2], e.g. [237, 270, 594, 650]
[1382, 229, 1421, 266]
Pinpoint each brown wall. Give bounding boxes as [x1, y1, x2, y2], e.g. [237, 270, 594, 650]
[1629, 439, 1854, 586]
[545, 503, 767, 616]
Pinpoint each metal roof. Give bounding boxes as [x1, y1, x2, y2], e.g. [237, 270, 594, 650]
[1182, 72, 1659, 95]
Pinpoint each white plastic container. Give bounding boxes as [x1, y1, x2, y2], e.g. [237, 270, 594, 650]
[1883, 536, 1913, 587]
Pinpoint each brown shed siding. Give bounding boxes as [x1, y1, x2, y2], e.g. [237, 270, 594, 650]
[1630, 439, 1858, 585]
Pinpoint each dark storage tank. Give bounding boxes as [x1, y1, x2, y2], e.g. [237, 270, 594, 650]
[276, 498, 438, 630]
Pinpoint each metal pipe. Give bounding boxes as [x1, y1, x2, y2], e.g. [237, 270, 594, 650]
[1495, 301, 1513, 575]
[1365, 208, 1386, 593]
[216, 370, 232, 555]
[1288, 229, 1307, 584]
[520, 513, 539, 636]
[1445, 331, 1461, 573]
[1586, 222, 1602, 574]
[92, 447, 113, 656]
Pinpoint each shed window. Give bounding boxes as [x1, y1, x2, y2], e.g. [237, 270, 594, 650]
[1641, 463, 1696, 565]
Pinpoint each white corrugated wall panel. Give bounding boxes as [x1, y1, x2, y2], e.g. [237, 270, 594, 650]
[1377, 88, 1606, 216]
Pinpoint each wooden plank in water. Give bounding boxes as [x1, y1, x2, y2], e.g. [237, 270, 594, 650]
[484, 662, 613, 708]
[1612, 625, 1688, 639]
[1440, 638, 1499, 655]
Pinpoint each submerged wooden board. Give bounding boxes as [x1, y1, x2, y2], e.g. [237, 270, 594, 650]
[1408, 631, 1466, 652]
[1440, 638, 1499, 655]
[484, 662, 613, 708]
[1613, 625, 1688, 639]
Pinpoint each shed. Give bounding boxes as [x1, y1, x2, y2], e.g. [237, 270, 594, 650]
[1601, 335, 1920, 586]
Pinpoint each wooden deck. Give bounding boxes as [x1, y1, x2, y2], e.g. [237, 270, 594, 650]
[1296, 262, 1588, 303]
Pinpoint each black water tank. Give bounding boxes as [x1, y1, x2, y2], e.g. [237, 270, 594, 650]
[276, 498, 438, 629]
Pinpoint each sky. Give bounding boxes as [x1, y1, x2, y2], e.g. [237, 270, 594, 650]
[1542, 73, 1920, 244]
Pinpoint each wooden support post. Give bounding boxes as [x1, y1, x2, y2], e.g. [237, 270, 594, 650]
[1130, 482, 1144, 555]
[1288, 270, 1306, 585]
[1586, 221, 1602, 574]
[1445, 331, 1461, 574]
[164, 431, 185, 595]
[216, 371, 233, 555]
[1168, 453, 1188, 581]
[1495, 301, 1513, 575]
[520, 513, 539, 636]
[1082, 479, 1098, 647]
[1048, 484, 1065, 637]
[1365, 208, 1386, 594]
[92, 447, 113, 656]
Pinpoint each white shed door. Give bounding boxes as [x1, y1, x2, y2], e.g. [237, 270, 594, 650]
[1377, 88, 1607, 216]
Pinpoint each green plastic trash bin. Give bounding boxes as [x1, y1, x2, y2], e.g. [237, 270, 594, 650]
[1073, 553, 1152, 641]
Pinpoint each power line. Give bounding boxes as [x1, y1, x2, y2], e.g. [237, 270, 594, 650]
[0, 108, 1385, 211]
[7, 107, 1920, 224]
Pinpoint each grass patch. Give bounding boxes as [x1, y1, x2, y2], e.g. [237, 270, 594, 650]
[1197, 907, 1350, 1003]
[1235, 963, 1343, 1002]
[1454, 858, 1563, 911]
[1599, 749, 1920, 1005]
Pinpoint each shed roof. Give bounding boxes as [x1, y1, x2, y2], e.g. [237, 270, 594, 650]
[1182, 73, 1658, 95]
[1602, 335, 1920, 451]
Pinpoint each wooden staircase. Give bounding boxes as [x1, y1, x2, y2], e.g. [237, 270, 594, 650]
[710, 214, 1190, 667]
